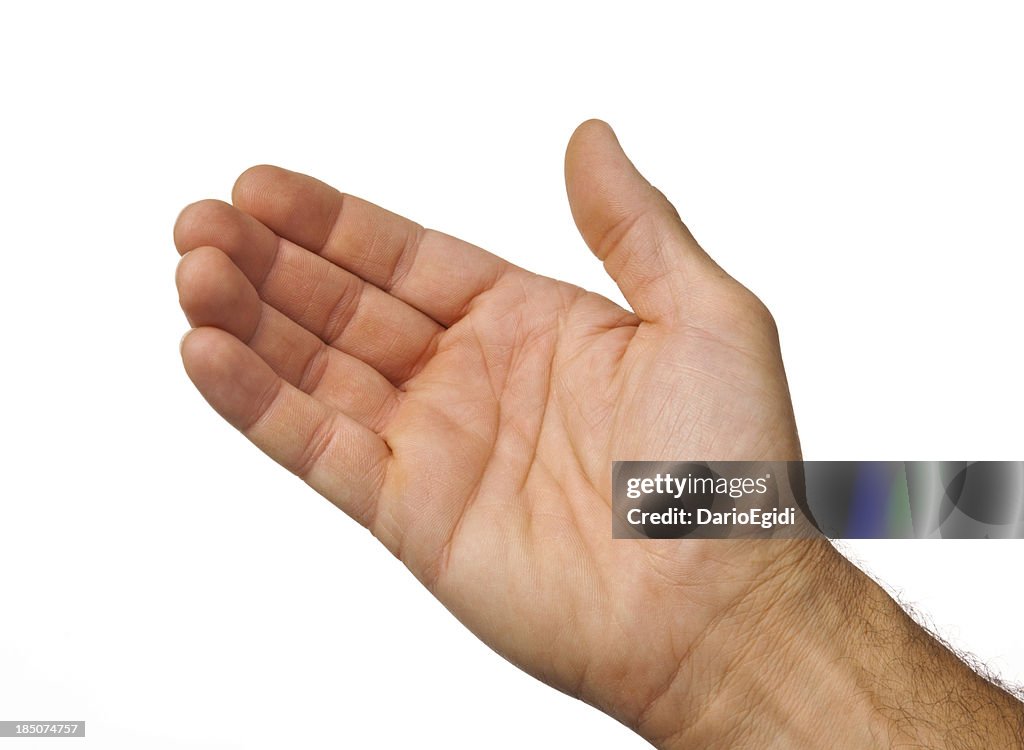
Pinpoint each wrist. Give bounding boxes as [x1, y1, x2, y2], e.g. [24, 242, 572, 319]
[635, 540, 1024, 749]
[635, 539, 883, 748]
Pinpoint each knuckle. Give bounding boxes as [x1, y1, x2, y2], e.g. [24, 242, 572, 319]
[745, 292, 778, 333]
[703, 281, 779, 337]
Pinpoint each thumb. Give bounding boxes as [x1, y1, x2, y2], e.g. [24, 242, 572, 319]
[564, 119, 720, 322]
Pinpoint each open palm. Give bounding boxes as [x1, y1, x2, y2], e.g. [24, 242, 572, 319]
[175, 121, 804, 742]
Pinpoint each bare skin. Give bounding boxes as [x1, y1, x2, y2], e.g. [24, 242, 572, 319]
[174, 121, 1024, 748]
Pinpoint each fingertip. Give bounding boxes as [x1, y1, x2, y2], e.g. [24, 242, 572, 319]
[231, 165, 340, 252]
[173, 199, 241, 255]
[175, 246, 260, 336]
[172, 200, 204, 254]
[175, 245, 220, 304]
[231, 164, 288, 207]
[180, 326, 278, 430]
[179, 325, 220, 380]
[174, 245, 201, 289]
[179, 327, 193, 357]
[566, 119, 621, 168]
[172, 203, 194, 250]
[180, 326, 235, 408]
[570, 118, 616, 142]
[564, 120, 638, 241]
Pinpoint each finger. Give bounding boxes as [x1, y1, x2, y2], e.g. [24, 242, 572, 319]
[181, 326, 390, 526]
[564, 119, 721, 323]
[174, 200, 442, 384]
[177, 246, 399, 432]
[231, 166, 517, 326]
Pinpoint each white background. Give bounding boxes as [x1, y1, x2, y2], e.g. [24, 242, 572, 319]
[2, 2, 1022, 747]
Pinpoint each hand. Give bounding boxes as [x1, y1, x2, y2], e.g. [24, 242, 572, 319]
[174, 121, 1024, 748]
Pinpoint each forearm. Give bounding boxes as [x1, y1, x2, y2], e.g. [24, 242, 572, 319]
[831, 564, 1024, 748]
[640, 541, 1024, 749]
